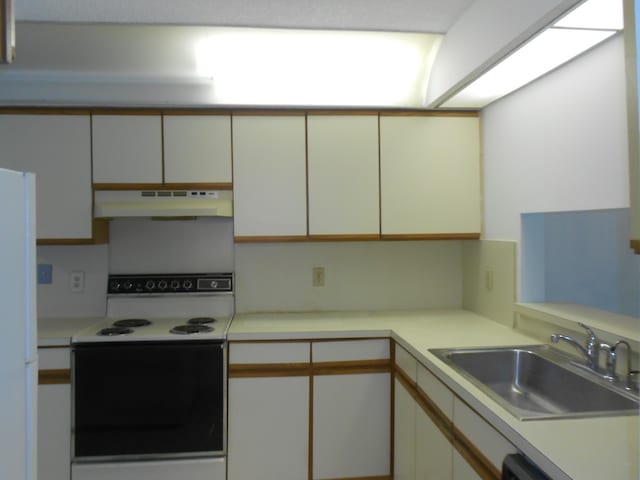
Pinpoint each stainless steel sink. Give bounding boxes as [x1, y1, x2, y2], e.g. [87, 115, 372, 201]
[430, 345, 639, 420]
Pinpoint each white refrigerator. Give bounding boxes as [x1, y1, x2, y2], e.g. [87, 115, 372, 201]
[0, 167, 38, 480]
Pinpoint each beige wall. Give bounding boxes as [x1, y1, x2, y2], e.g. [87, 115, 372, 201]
[235, 240, 463, 313]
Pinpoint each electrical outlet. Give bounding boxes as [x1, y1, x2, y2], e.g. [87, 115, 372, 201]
[484, 267, 494, 291]
[70, 271, 85, 292]
[312, 267, 325, 287]
[37, 264, 53, 284]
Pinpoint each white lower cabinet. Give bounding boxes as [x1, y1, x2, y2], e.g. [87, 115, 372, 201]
[394, 378, 416, 480]
[228, 342, 310, 480]
[394, 343, 518, 480]
[312, 339, 390, 479]
[71, 458, 226, 480]
[228, 376, 310, 480]
[228, 339, 391, 480]
[38, 347, 71, 480]
[416, 364, 453, 480]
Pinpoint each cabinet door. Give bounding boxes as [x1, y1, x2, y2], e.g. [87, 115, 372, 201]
[307, 115, 380, 236]
[453, 398, 517, 479]
[380, 115, 481, 236]
[163, 115, 232, 184]
[416, 364, 453, 480]
[0, 114, 92, 240]
[228, 341, 310, 480]
[394, 345, 417, 480]
[38, 348, 71, 480]
[227, 376, 309, 480]
[92, 115, 162, 184]
[394, 378, 416, 480]
[312, 339, 390, 479]
[232, 115, 307, 238]
[452, 450, 482, 480]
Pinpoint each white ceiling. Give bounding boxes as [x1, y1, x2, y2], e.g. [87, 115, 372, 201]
[16, 0, 475, 33]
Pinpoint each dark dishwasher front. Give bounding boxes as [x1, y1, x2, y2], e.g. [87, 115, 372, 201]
[73, 340, 225, 459]
[502, 454, 551, 480]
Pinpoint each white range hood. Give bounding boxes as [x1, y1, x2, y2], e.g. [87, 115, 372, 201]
[94, 189, 232, 218]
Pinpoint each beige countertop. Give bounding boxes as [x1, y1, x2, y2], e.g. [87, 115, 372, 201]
[229, 309, 640, 480]
[38, 317, 103, 347]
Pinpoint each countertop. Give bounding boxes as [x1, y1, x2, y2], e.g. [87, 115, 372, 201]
[38, 317, 103, 347]
[229, 309, 639, 480]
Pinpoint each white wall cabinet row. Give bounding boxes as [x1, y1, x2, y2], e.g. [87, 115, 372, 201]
[394, 344, 519, 480]
[227, 339, 391, 480]
[232, 113, 482, 242]
[0, 110, 479, 243]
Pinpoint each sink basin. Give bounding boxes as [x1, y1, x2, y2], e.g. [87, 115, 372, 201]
[430, 345, 639, 420]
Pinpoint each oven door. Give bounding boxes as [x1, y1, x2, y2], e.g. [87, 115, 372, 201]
[73, 341, 225, 460]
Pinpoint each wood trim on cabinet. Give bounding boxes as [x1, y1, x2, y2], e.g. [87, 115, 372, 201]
[631, 239, 640, 254]
[93, 182, 233, 191]
[234, 235, 310, 243]
[312, 359, 391, 376]
[316, 477, 392, 480]
[381, 233, 481, 241]
[380, 111, 479, 118]
[307, 110, 381, 116]
[453, 425, 502, 480]
[229, 362, 312, 378]
[308, 234, 381, 242]
[38, 369, 71, 385]
[393, 356, 501, 480]
[232, 110, 308, 116]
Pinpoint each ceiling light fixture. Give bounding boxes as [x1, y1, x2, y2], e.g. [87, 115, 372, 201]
[440, 0, 623, 109]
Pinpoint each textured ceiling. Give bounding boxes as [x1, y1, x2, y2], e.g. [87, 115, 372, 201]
[16, 0, 475, 33]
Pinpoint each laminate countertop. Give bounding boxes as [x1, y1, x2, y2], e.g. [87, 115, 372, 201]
[229, 309, 639, 480]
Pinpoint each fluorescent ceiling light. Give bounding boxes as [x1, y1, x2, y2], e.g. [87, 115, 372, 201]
[554, 0, 623, 30]
[441, 0, 621, 109]
[195, 28, 441, 107]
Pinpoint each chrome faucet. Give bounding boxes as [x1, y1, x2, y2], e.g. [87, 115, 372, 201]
[606, 340, 639, 392]
[550, 323, 601, 370]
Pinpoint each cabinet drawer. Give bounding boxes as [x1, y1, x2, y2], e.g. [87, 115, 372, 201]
[38, 347, 70, 370]
[454, 397, 517, 470]
[395, 344, 417, 381]
[229, 341, 310, 364]
[417, 363, 453, 420]
[312, 339, 389, 362]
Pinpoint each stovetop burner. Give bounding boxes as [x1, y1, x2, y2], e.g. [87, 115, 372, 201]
[187, 317, 217, 325]
[170, 324, 214, 335]
[113, 318, 152, 328]
[97, 326, 134, 336]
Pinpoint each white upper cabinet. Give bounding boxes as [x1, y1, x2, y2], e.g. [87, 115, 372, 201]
[307, 115, 380, 237]
[163, 115, 232, 184]
[92, 115, 163, 184]
[0, 114, 93, 240]
[232, 115, 307, 239]
[380, 115, 481, 236]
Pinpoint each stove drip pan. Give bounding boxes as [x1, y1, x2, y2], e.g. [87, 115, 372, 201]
[97, 327, 134, 336]
[187, 317, 217, 325]
[170, 324, 214, 335]
[113, 318, 152, 328]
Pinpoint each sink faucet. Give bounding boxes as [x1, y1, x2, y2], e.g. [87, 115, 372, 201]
[550, 323, 600, 370]
[606, 340, 639, 392]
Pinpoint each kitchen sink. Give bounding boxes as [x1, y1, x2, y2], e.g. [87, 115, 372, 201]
[430, 345, 639, 420]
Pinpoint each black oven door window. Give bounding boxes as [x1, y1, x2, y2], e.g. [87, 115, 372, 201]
[73, 341, 224, 457]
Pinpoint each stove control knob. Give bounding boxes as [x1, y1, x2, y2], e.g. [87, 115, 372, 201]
[123, 280, 134, 291]
[182, 279, 193, 290]
[158, 280, 168, 291]
[170, 280, 180, 290]
[145, 280, 155, 291]
[109, 280, 121, 292]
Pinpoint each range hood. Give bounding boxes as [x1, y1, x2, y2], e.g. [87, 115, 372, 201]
[94, 190, 232, 218]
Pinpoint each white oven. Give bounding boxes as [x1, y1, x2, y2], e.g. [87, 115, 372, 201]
[71, 273, 233, 480]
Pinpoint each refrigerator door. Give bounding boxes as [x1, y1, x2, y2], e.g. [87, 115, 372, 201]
[0, 167, 38, 480]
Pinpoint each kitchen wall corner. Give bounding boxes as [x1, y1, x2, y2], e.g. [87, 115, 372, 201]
[462, 239, 516, 327]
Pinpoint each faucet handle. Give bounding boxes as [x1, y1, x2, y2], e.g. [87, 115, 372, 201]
[578, 322, 597, 340]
